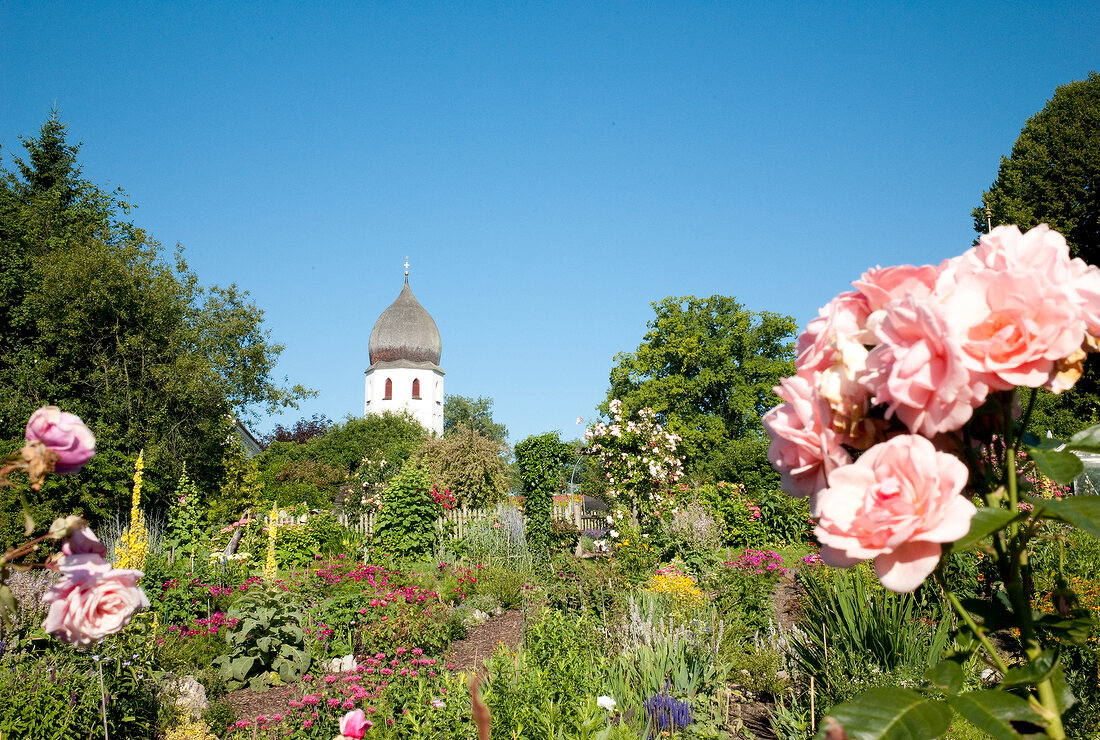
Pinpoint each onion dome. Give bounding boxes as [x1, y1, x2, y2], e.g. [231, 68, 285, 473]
[368, 279, 442, 369]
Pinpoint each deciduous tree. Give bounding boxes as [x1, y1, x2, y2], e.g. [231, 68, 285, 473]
[604, 295, 796, 485]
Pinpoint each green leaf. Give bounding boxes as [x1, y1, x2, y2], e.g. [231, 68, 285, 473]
[946, 691, 1047, 740]
[949, 508, 1021, 552]
[1025, 447, 1083, 485]
[1028, 495, 1100, 539]
[818, 688, 950, 740]
[1066, 423, 1100, 452]
[1000, 652, 1058, 689]
[925, 660, 964, 695]
[1049, 664, 1076, 714]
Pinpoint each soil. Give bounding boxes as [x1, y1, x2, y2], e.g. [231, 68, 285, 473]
[444, 608, 525, 673]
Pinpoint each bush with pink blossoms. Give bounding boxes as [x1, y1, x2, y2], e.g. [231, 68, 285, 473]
[764, 224, 1100, 739]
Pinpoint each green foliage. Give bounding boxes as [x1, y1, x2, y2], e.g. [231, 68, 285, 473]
[483, 609, 609, 738]
[443, 394, 509, 445]
[407, 424, 510, 508]
[0, 619, 162, 740]
[791, 565, 954, 719]
[373, 463, 438, 559]
[208, 433, 267, 525]
[514, 432, 573, 561]
[275, 512, 356, 567]
[166, 467, 205, 557]
[0, 113, 310, 525]
[605, 295, 796, 480]
[258, 412, 426, 511]
[212, 588, 311, 691]
[694, 481, 811, 547]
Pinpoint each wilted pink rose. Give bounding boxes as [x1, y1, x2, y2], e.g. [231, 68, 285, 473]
[25, 406, 95, 474]
[944, 268, 1083, 390]
[62, 526, 109, 558]
[814, 434, 974, 592]
[862, 296, 987, 436]
[796, 291, 872, 375]
[339, 708, 368, 739]
[763, 375, 851, 503]
[43, 554, 149, 645]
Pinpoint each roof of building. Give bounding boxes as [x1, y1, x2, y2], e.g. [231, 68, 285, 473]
[368, 279, 442, 369]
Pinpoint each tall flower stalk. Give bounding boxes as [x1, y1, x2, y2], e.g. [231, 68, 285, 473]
[114, 450, 148, 570]
[262, 501, 279, 581]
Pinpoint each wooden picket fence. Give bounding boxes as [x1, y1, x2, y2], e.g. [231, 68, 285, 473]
[276, 500, 609, 539]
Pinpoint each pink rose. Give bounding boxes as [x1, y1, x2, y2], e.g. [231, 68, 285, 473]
[814, 434, 975, 592]
[796, 291, 872, 375]
[763, 375, 851, 502]
[25, 406, 96, 474]
[957, 224, 1074, 283]
[853, 264, 939, 313]
[944, 268, 1083, 390]
[43, 554, 149, 645]
[62, 526, 109, 558]
[862, 296, 988, 436]
[339, 708, 368, 739]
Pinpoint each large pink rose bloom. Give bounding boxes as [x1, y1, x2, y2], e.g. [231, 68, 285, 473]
[944, 269, 1084, 390]
[862, 296, 987, 436]
[815, 434, 974, 592]
[763, 375, 851, 503]
[43, 554, 149, 645]
[25, 406, 96, 474]
[339, 708, 368, 739]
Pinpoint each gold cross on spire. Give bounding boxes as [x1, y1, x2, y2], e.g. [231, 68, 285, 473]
[404, 257, 410, 278]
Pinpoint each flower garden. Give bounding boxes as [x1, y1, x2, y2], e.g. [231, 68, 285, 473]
[6, 225, 1100, 740]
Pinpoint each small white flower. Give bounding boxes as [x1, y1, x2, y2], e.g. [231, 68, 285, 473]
[597, 696, 616, 711]
[609, 529, 619, 538]
[606, 515, 614, 524]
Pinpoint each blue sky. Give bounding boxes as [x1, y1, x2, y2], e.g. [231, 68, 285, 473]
[2, 2, 1098, 444]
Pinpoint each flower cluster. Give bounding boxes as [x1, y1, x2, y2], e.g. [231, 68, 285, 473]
[726, 549, 789, 576]
[586, 400, 685, 526]
[430, 486, 456, 511]
[646, 569, 705, 614]
[765, 225, 1100, 592]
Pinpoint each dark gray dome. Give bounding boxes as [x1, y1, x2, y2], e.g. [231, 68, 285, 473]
[368, 280, 442, 366]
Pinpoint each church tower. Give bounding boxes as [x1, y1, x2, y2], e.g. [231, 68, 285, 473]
[364, 263, 444, 435]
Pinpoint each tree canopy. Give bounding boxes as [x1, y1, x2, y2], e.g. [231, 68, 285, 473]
[443, 394, 509, 445]
[972, 72, 1100, 434]
[406, 425, 510, 508]
[0, 112, 310, 542]
[604, 295, 796, 485]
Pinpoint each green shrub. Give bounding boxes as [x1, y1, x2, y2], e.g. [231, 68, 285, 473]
[373, 463, 438, 559]
[549, 518, 579, 553]
[212, 588, 311, 690]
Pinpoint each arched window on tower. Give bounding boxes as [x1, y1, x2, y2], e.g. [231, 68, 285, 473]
[412, 378, 421, 399]
[384, 378, 393, 400]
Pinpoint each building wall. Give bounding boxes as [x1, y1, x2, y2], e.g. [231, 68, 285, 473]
[364, 366, 444, 435]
